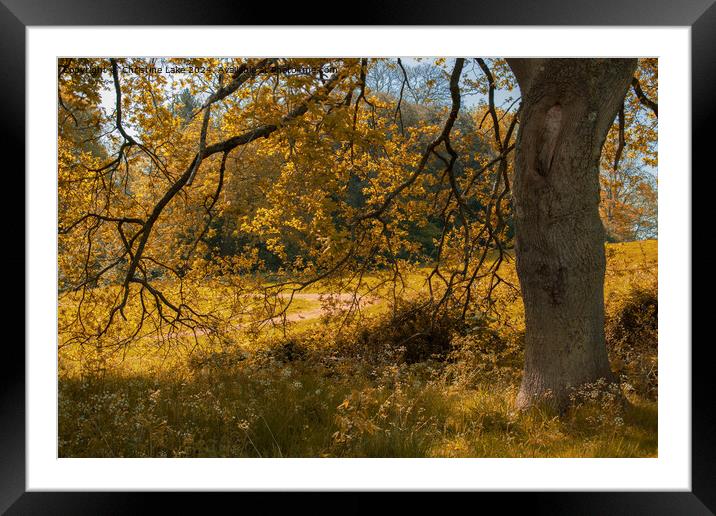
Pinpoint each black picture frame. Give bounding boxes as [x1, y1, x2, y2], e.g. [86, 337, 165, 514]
[3, 1, 709, 513]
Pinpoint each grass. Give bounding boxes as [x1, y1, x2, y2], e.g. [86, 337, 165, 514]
[58, 240, 658, 458]
[58, 367, 656, 458]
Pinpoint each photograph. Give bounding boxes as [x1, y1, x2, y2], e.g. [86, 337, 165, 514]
[56, 56, 659, 459]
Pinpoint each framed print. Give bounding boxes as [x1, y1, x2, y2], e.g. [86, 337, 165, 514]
[4, 0, 711, 512]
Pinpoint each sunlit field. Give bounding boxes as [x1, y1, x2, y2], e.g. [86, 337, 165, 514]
[59, 240, 657, 458]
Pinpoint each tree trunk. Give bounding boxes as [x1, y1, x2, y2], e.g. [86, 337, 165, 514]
[506, 59, 637, 410]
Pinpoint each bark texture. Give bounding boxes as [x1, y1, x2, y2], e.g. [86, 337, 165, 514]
[506, 59, 637, 410]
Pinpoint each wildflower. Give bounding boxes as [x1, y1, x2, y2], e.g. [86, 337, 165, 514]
[149, 389, 161, 403]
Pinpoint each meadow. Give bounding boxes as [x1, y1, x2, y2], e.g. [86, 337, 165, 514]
[58, 239, 657, 458]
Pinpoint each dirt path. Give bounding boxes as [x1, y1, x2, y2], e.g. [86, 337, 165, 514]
[274, 293, 371, 323]
[141, 292, 375, 343]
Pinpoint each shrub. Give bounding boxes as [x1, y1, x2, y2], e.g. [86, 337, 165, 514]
[338, 300, 463, 365]
[257, 338, 310, 363]
[606, 281, 658, 400]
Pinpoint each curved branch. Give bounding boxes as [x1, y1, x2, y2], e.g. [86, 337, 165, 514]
[356, 58, 465, 223]
[110, 58, 138, 145]
[631, 77, 658, 117]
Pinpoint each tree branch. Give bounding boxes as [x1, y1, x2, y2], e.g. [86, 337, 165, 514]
[631, 77, 658, 117]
